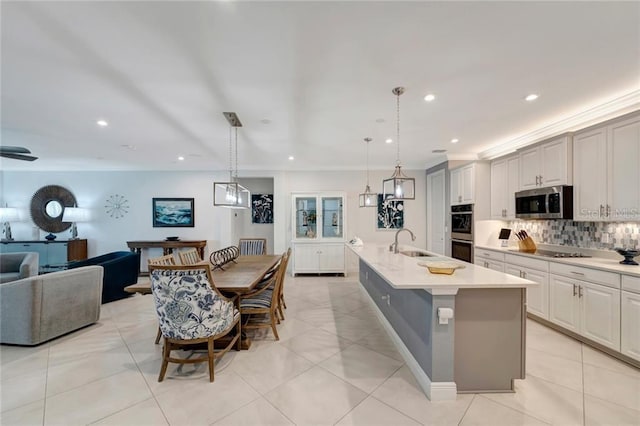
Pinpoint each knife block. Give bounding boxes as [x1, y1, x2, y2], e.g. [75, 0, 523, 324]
[518, 237, 537, 253]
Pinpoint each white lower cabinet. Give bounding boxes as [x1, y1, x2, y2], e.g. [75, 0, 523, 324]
[549, 274, 620, 350]
[506, 264, 549, 320]
[292, 243, 345, 275]
[504, 254, 549, 320]
[621, 290, 640, 361]
[474, 255, 505, 272]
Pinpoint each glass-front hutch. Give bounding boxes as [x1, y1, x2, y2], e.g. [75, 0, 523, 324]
[291, 192, 346, 275]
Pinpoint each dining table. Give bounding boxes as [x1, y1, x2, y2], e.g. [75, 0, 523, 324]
[124, 254, 282, 349]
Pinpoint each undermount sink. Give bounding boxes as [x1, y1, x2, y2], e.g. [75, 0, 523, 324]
[400, 250, 434, 258]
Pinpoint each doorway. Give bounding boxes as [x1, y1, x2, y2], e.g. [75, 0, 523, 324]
[427, 169, 446, 255]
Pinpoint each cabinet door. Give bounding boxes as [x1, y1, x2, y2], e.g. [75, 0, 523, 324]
[321, 197, 344, 239]
[541, 137, 570, 186]
[450, 168, 462, 205]
[47, 243, 68, 265]
[621, 290, 640, 361]
[521, 267, 549, 320]
[580, 281, 620, 350]
[519, 146, 541, 190]
[491, 159, 507, 218]
[573, 127, 608, 221]
[549, 275, 580, 332]
[318, 244, 345, 272]
[461, 164, 474, 204]
[293, 245, 319, 272]
[608, 114, 640, 220]
[293, 196, 318, 239]
[505, 155, 520, 218]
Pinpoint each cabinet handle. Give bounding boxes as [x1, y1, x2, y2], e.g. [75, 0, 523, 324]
[600, 204, 604, 217]
[485, 261, 489, 268]
[578, 286, 583, 298]
[519, 271, 523, 278]
[606, 204, 611, 217]
[535, 176, 538, 185]
[458, 195, 462, 202]
[573, 283, 577, 296]
[570, 271, 585, 276]
[539, 175, 543, 185]
[522, 271, 526, 279]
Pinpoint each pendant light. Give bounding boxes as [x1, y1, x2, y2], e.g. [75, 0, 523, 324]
[213, 112, 250, 209]
[359, 137, 377, 207]
[382, 87, 415, 200]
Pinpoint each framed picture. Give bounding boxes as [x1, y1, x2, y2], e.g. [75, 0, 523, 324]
[377, 194, 404, 229]
[152, 198, 194, 227]
[252, 194, 274, 224]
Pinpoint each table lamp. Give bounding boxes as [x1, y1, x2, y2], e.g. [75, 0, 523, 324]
[62, 207, 89, 240]
[0, 207, 19, 241]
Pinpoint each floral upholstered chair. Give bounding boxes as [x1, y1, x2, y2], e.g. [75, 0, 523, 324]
[149, 264, 240, 382]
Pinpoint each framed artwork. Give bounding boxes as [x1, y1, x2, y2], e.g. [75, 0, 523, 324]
[252, 194, 274, 224]
[377, 194, 404, 229]
[152, 198, 194, 227]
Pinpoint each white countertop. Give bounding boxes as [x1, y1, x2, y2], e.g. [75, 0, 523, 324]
[348, 243, 536, 294]
[476, 245, 640, 277]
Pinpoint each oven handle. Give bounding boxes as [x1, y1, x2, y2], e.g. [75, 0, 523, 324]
[451, 238, 473, 244]
[450, 211, 472, 215]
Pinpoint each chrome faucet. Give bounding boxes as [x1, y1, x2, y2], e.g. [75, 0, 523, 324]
[390, 228, 416, 253]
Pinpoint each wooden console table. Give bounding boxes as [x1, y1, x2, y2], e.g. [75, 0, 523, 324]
[126, 240, 207, 275]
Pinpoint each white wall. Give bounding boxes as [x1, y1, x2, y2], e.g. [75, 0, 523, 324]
[1, 168, 427, 272]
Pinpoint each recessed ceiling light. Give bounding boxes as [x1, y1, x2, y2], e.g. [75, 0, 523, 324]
[451, 138, 459, 144]
[96, 119, 108, 127]
[178, 156, 185, 161]
[288, 155, 294, 161]
[385, 138, 393, 144]
[260, 119, 271, 124]
[525, 94, 539, 102]
[375, 118, 385, 123]
[424, 94, 436, 102]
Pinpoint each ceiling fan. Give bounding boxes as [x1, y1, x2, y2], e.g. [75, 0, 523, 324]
[0, 146, 38, 161]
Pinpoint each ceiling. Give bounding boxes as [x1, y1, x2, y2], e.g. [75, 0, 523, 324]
[1, 1, 639, 172]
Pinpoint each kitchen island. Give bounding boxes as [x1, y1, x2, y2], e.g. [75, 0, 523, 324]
[348, 243, 536, 401]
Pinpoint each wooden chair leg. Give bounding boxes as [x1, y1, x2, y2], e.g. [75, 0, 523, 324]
[235, 319, 242, 351]
[271, 313, 280, 341]
[278, 304, 285, 321]
[155, 326, 162, 344]
[281, 294, 287, 309]
[208, 338, 215, 382]
[158, 339, 170, 382]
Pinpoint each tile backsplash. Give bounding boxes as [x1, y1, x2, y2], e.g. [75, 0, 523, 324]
[508, 220, 640, 250]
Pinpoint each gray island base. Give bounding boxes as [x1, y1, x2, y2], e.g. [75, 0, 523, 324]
[351, 244, 535, 401]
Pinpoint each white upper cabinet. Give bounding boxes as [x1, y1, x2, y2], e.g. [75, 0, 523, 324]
[450, 163, 477, 205]
[608, 114, 640, 220]
[519, 135, 572, 190]
[574, 112, 640, 221]
[491, 155, 519, 219]
[574, 127, 608, 221]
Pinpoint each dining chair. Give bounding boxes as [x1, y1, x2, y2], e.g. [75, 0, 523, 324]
[277, 247, 291, 316]
[148, 254, 177, 344]
[239, 248, 290, 340]
[238, 238, 267, 256]
[148, 254, 176, 266]
[178, 248, 202, 265]
[149, 264, 241, 382]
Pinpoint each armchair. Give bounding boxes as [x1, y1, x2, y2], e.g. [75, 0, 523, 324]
[149, 264, 241, 382]
[0, 252, 39, 283]
[67, 251, 139, 303]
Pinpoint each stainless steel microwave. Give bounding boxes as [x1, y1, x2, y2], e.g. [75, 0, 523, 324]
[515, 185, 573, 219]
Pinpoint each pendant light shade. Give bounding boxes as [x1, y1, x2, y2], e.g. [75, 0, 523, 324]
[213, 112, 251, 209]
[382, 87, 415, 201]
[359, 137, 377, 208]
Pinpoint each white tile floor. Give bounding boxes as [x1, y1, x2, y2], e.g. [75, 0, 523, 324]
[1, 275, 639, 426]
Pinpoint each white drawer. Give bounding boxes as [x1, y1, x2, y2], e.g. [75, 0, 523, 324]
[475, 249, 505, 262]
[622, 275, 640, 294]
[550, 263, 620, 289]
[505, 253, 549, 272]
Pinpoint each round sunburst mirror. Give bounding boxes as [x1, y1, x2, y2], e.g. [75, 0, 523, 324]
[30, 185, 77, 238]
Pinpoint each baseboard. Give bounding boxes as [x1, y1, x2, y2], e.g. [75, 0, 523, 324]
[364, 289, 458, 401]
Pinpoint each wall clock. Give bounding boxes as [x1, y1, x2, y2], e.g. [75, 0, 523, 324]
[105, 194, 130, 219]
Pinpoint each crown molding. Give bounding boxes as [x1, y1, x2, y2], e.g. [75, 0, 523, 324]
[478, 90, 640, 160]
